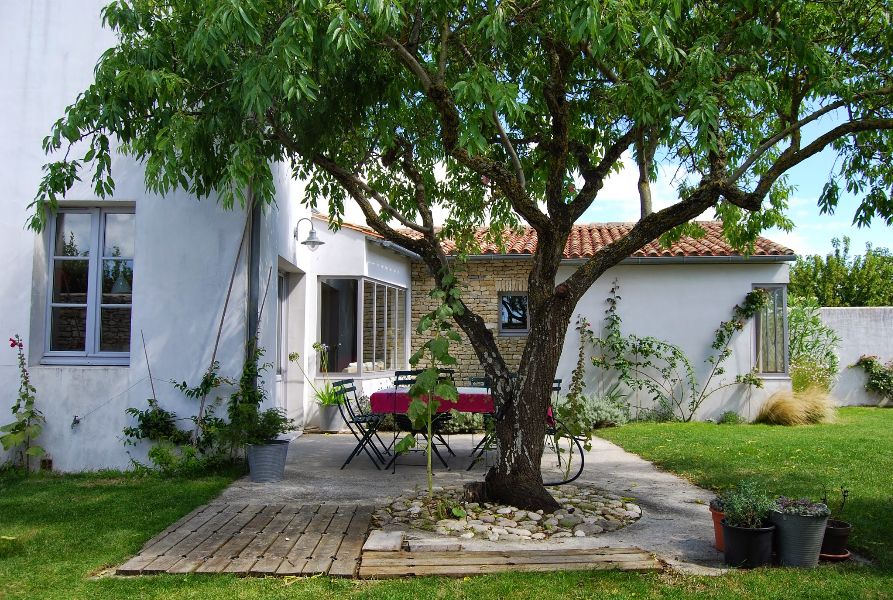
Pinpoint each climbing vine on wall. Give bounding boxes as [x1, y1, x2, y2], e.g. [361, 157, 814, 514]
[588, 281, 768, 421]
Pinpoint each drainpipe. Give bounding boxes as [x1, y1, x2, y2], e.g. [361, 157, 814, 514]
[246, 186, 262, 374]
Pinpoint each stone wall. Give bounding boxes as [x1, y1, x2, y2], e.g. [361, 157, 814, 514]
[410, 259, 531, 383]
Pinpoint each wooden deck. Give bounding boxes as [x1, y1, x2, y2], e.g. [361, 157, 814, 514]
[116, 504, 661, 579]
[358, 547, 661, 578]
[116, 503, 373, 577]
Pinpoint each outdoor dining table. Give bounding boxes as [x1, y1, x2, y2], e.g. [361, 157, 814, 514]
[369, 386, 495, 415]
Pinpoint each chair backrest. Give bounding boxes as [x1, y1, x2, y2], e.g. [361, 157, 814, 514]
[552, 379, 562, 394]
[394, 369, 422, 388]
[469, 376, 490, 389]
[331, 378, 360, 419]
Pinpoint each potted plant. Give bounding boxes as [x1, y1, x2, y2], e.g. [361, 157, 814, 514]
[243, 406, 297, 483]
[820, 486, 852, 559]
[228, 344, 297, 483]
[289, 343, 344, 433]
[709, 496, 726, 551]
[770, 496, 830, 567]
[720, 482, 776, 568]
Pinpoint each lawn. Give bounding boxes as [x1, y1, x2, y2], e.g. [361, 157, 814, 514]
[598, 407, 893, 568]
[0, 408, 891, 599]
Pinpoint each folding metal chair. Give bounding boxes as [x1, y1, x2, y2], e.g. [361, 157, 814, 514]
[333, 379, 389, 470]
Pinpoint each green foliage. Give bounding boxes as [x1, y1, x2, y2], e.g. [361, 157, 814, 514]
[789, 238, 893, 307]
[717, 411, 744, 425]
[29, 0, 893, 258]
[853, 355, 893, 404]
[288, 344, 343, 406]
[398, 270, 462, 497]
[0, 336, 46, 470]
[822, 485, 851, 521]
[125, 343, 293, 474]
[590, 282, 766, 422]
[788, 295, 840, 392]
[721, 481, 775, 529]
[123, 400, 191, 446]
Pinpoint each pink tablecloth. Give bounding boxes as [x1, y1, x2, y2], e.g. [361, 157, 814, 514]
[369, 386, 494, 414]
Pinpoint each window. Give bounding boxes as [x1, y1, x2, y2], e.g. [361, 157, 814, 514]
[319, 278, 406, 375]
[755, 285, 787, 374]
[499, 292, 529, 334]
[46, 208, 134, 363]
[276, 272, 288, 375]
[319, 278, 358, 373]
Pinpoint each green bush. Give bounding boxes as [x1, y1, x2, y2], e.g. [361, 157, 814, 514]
[788, 296, 840, 392]
[718, 410, 744, 425]
[579, 390, 630, 428]
[721, 481, 775, 529]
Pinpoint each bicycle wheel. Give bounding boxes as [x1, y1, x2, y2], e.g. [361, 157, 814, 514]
[542, 416, 585, 486]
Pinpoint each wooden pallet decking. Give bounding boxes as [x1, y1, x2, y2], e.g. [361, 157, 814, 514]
[358, 547, 661, 578]
[116, 503, 373, 577]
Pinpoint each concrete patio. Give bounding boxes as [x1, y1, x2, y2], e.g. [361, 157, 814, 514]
[218, 432, 724, 571]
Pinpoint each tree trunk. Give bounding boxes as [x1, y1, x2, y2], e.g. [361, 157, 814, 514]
[483, 298, 573, 513]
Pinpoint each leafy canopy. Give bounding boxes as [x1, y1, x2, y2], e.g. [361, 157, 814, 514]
[789, 237, 893, 307]
[31, 0, 893, 262]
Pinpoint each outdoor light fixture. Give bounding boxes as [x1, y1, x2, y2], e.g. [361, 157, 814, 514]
[294, 217, 324, 251]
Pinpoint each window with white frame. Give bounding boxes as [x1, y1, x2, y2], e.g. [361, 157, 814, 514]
[499, 292, 529, 334]
[46, 209, 134, 362]
[318, 277, 406, 375]
[754, 285, 787, 374]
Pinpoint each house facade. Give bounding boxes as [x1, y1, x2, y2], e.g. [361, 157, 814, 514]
[2, 2, 796, 472]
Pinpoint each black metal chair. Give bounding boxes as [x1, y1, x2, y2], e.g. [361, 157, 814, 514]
[332, 379, 389, 470]
[386, 369, 455, 471]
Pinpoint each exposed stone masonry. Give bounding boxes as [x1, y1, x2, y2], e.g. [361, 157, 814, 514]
[411, 259, 532, 382]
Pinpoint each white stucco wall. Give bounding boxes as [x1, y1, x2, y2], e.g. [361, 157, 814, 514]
[556, 261, 791, 421]
[820, 307, 893, 406]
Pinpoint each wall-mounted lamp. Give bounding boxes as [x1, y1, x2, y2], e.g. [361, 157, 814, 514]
[294, 217, 324, 251]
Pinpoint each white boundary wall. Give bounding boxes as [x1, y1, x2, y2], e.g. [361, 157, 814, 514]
[820, 307, 893, 406]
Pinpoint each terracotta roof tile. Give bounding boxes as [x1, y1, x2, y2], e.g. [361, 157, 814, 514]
[431, 221, 793, 259]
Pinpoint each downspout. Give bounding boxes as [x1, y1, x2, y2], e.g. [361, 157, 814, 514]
[246, 187, 262, 394]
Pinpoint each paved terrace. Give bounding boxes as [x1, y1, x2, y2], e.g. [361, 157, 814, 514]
[215, 433, 723, 572]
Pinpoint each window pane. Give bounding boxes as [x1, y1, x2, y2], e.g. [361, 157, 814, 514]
[374, 284, 386, 370]
[50, 307, 87, 351]
[362, 281, 375, 370]
[100, 307, 131, 352]
[386, 287, 398, 370]
[52, 260, 90, 303]
[501, 293, 529, 331]
[759, 287, 785, 373]
[395, 289, 406, 368]
[54, 213, 92, 256]
[103, 213, 135, 258]
[319, 278, 358, 373]
[101, 259, 133, 304]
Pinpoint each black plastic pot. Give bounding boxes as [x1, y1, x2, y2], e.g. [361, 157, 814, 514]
[722, 520, 775, 568]
[821, 519, 853, 556]
[770, 511, 828, 567]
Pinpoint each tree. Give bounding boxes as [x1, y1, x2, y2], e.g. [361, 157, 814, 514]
[789, 237, 893, 306]
[31, 0, 893, 511]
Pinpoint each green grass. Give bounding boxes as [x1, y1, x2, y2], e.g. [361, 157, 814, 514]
[1, 410, 892, 599]
[598, 407, 893, 568]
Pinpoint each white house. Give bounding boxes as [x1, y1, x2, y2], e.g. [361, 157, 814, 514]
[1, 1, 797, 472]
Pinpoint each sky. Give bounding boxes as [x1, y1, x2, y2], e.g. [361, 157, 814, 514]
[578, 120, 893, 257]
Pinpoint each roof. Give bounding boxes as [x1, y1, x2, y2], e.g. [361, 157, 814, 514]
[321, 214, 794, 262]
[420, 221, 793, 261]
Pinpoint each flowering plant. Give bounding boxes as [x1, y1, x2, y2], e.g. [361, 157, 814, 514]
[773, 496, 831, 518]
[1, 335, 46, 469]
[288, 342, 342, 406]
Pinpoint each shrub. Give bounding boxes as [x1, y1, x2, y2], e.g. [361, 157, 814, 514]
[581, 391, 631, 428]
[754, 388, 836, 425]
[774, 496, 830, 517]
[853, 355, 893, 404]
[717, 410, 744, 425]
[788, 296, 840, 392]
[721, 481, 775, 529]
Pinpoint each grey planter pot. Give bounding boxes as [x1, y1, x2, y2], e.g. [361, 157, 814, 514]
[247, 439, 289, 483]
[770, 511, 829, 567]
[318, 404, 344, 433]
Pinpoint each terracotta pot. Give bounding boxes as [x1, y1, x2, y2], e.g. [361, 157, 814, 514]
[710, 506, 726, 551]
